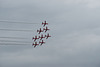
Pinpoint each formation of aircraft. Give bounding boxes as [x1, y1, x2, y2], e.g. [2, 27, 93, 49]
[37, 27, 49, 34]
[32, 21, 51, 48]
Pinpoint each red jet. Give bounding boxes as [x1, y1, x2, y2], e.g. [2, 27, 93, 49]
[32, 36, 39, 41]
[32, 42, 39, 48]
[39, 40, 45, 45]
[37, 28, 43, 34]
[43, 27, 50, 32]
[42, 21, 48, 27]
[39, 34, 45, 40]
[45, 33, 51, 39]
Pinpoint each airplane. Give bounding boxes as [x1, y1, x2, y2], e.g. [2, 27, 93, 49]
[37, 28, 43, 34]
[43, 27, 50, 32]
[39, 40, 45, 45]
[32, 42, 39, 48]
[42, 21, 48, 27]
[39, 34, 45, 40]
[32, 36, 39, 41]
[45, 33, 51, 39]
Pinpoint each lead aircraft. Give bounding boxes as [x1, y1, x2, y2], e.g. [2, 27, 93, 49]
[42, 21, 48, 27]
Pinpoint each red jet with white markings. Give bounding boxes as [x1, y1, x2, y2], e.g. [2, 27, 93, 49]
[39, 40, 45, 45]
[45, 33, 51, 39]
[37, 28, 43, 34]
[32, 42, 39, 48]
[42, 21, 48, 27]
[39, 34, 45, 40]
[32, 36, 39, 41]
[43, 27, 50, 32]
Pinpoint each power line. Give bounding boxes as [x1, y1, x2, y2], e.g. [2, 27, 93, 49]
[0, 20, 38, 24]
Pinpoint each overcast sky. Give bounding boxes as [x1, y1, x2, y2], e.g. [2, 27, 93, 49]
[0, 0, 100, 67]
